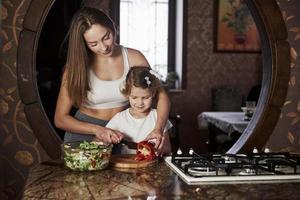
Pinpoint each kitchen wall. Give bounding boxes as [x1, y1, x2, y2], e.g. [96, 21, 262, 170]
[265, 0, 300, 152]
[1, 0, 299, 199]
[168, 0, 261, 152]
[1, 0, 50, 199]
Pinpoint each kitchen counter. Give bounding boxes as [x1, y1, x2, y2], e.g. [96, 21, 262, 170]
[23, 159, 300, 199]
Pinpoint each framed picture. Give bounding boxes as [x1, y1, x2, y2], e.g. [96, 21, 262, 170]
[214, 0, 261, 53]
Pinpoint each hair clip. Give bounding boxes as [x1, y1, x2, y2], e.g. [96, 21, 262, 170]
[149, 70, 162, 80]
[144, 76, 151, 86]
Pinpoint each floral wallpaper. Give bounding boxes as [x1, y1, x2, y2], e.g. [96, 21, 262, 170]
[0, 0, 299, 199]
[1, 0, 49, 199]
[266, 0, 300, 152]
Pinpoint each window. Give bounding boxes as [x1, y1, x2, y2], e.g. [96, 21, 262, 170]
[110, 0, 186, 88]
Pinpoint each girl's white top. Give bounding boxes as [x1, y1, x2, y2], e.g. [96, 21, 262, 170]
[106, 108, 173, 154]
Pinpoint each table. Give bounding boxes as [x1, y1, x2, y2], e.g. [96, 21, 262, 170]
[23, 160, 300, 199]
[23, 161, 300, 200]
[198, 112, 249, 136]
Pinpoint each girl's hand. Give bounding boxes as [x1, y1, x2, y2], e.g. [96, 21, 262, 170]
[145, 128, 164, 149]
[94, 127, 124, 144]
[145, 130, 172, 156]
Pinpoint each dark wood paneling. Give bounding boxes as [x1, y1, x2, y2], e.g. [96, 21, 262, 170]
[23, 0, 54, 32]
[17, 30, 39, 104]
[270, 41, 290, 107]
[254, 0, 288, 41]
[239, 107, 282, 152]
[228, 0, 290, 153]
[275, 41, 291, 77]
[24, 102, 62, 159]
[18, 0, 62, 160]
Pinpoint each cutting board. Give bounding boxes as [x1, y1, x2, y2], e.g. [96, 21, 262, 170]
[110, 154, 157, 169]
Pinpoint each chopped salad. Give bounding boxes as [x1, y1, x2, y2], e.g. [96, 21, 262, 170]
[62, 141, 112, 171]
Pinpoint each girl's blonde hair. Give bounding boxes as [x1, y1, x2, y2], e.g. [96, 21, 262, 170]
[64, 7, 116, 107]
[121, 66, 162, 97]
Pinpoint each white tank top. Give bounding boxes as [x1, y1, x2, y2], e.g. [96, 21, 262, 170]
[83, 46, 129, 109]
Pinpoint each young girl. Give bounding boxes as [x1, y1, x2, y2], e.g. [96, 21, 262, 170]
[106, 67, 172, 155]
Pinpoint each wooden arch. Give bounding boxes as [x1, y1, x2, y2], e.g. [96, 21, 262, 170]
[17, 0, 290, 159]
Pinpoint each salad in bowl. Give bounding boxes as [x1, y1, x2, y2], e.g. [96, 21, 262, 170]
[61, 141, 112, 171]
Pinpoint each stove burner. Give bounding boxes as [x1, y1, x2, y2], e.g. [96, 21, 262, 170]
[188, 167, 217, 176]
[238, 168, 257, 175]
[170, 152, 300, 179]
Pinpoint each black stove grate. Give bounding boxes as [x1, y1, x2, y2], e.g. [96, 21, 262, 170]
[171, 152, 300, 178]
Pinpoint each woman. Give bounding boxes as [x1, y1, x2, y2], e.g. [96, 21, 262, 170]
[54, 7, 170, 152]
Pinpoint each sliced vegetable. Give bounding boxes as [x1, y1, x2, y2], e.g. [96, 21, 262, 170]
[62, 141, 112, 171]
[135, 141, 156, 161]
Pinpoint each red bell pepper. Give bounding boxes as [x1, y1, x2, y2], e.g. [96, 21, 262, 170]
[135, 141, 156, 161]
[90, 159, 96, 168]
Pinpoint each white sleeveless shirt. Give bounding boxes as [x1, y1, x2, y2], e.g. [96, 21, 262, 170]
[106, 108, 173, 154]
[83, 46, 129, 109]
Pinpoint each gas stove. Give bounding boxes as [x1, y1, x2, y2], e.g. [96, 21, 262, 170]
[165, 150, 300, 185]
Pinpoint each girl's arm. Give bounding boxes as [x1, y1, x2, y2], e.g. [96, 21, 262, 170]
[54, 70, 122, 143]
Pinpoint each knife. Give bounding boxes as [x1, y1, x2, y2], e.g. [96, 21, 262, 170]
[119, 140, 138, 149]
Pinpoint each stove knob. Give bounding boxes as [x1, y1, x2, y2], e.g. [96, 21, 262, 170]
[189, 148, 194, 155]
[264, 148, 270, 153]
[177, 148, 183, 155]
[252, 147, 258, 153]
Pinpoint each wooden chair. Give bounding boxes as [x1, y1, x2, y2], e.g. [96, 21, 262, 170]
[211, 85, 243, 111]
[209, 85, 243, 152]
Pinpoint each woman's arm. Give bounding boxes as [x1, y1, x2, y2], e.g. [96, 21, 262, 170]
[159, 132, 172, 156]
[154, 87, 171, 135]
[145, 87, 171, 146]
[126, 48, 150, 67]
[54, 70, 122, 143]
[145, 88, 171, 149]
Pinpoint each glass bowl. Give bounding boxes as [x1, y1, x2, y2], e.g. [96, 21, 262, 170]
[61, 141, 112, 171]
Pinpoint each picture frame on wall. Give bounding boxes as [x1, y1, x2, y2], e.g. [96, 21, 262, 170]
[214, 0, 261, 53]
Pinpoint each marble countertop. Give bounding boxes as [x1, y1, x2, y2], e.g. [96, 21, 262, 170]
[23, 160, 300, 199]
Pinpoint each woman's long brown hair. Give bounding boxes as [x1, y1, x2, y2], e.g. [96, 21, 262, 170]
[64, 7, 116, 107]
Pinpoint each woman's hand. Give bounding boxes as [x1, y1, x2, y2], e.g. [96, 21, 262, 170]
[94, 127, 124, 144]
[158, 133, 171, 156]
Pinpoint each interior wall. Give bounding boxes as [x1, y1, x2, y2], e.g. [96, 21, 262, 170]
[0, 0, 299, 199]
[265, 0, 300, 152]
[1, 1, 50, 199]
[169, 0, 262, 152]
